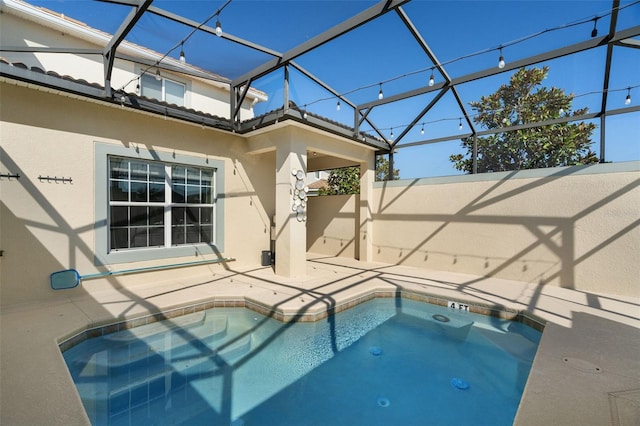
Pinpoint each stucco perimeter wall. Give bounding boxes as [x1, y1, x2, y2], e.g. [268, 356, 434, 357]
[0, 81, 273, 307]
[307, 194, 356, 258]
[371, 163, 640, 298]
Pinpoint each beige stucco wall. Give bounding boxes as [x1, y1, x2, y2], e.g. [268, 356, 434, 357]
[371, 165, 640, 297]
[0, 5, 258, 119]
[305, 164, 639, 297]
[307, 194, 356, 258]
[0, 81, 272, 307]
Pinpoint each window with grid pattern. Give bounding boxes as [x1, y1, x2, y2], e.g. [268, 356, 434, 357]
[108, 157, 215, 251]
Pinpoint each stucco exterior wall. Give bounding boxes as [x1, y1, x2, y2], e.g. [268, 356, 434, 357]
[0, 6, 258, 119]
[305, 164, 639, 297]
[371, 165, 639, 297]
[0, 81, 272, 306]
[307, 194, 356, 258]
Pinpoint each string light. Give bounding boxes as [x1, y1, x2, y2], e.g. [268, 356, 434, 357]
[155, 68, 161, 81]
[303, 105, 308, 119]
[498, 47, 505, 69]
[336, 100, 341, 111]
[135, 78, 140, 94]
[378, 83, 384, 100]
[591, 17, 599, 37]
[626, 87, 632, 105]
[215, 18, 223, 37]
[390, 127, 394, 140]
[420, 123, 425, 135]
[429, 68, 435, 87]
[179, 41, 186, 63]
[458, 118, 463, 130]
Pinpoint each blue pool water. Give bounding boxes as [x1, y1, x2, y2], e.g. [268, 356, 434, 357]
[63, 298, 541, 425]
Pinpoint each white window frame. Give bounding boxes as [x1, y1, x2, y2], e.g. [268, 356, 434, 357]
[95, 143, 225, 265]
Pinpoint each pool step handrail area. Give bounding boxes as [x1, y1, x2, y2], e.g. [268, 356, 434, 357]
[50, 257, 236, 290]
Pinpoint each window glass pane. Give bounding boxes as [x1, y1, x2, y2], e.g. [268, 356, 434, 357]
[149, 163, 165, 183]
[149, 183, 165, 202]
[149, 228, 164, 246]
[130, 228, 148, 248]
[186, 185, 200, 203]
[110, 180, 129, 201]
[172, 184, 185, 203]
[165, 79, 185, 106]
[186, 207, 199, 224]
[141, 73, 162, 100]
[111, 228, 128, 250]
[149, 206, 164, 226]
[186, 226, 199, 243]
[172, 226, 185, 245]
[187, 168, 200, 185]
[110, 159, 128, 179]
[201, 169, 213, 185]
[201, 186, 212, 204]
[172, 207, 185, 225]
[200, 225, 213, 242]
[130, 161, 147, 180]
[172, 166, 186, 184]
[130, 206, 147, 226]
[110, 206, 129, 227]
[131, 182, 147, 202]
[200, 207, 213, 224]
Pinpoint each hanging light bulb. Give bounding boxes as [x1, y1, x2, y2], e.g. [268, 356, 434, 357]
[215, 18, 223, 37]
[378, 83, 384, 100]
[155, 68, 161, 81]
[135, 78, 140, 95]
[625, 87, 632, 105]
[458, 118, 463, 131]
[303, 105, 308, 119]
[336, 100, 341, 111]
[421, 123, 425, 135]
[591, 17, 598, 38]
[179, 42, 186, 63]
[559, 107, 564, 115]
[390, 127, 394, 140]
[429, 69, 435, 87]
[498, 47, 505, 69]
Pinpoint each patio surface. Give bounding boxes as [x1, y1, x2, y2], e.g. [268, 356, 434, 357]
[1, 253, 638, 425]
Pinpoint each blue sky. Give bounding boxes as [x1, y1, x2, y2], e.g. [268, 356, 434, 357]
[26, 0, 640, 178]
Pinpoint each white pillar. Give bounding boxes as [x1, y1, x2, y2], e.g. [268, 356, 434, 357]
[274, 135, 307, 277]
[357, 153, 374, 262]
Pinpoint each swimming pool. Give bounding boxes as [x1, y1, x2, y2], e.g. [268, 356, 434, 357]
[62, 298, 541, 425]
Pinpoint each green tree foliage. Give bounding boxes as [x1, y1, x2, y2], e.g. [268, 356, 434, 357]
[319, 166, 360, 195]
[375, 155, 400, 181]
[450, 66, 598, 173]
[318, 156, 400, 196]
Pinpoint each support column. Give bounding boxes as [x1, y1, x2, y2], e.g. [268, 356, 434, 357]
[357, 153, 374, 262]
[275, 135, 307, 277]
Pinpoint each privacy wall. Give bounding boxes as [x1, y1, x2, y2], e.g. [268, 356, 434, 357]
[306, 163, 639, 298]
[370, 164, 639, 298]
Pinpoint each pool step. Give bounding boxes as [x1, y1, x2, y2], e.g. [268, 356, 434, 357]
[104, 334, 254, 402]
[104, 311, 207, 342]
[86, 316, 229, 370]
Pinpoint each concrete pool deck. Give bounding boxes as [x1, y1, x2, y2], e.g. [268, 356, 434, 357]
[1, 254, 639, 425]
